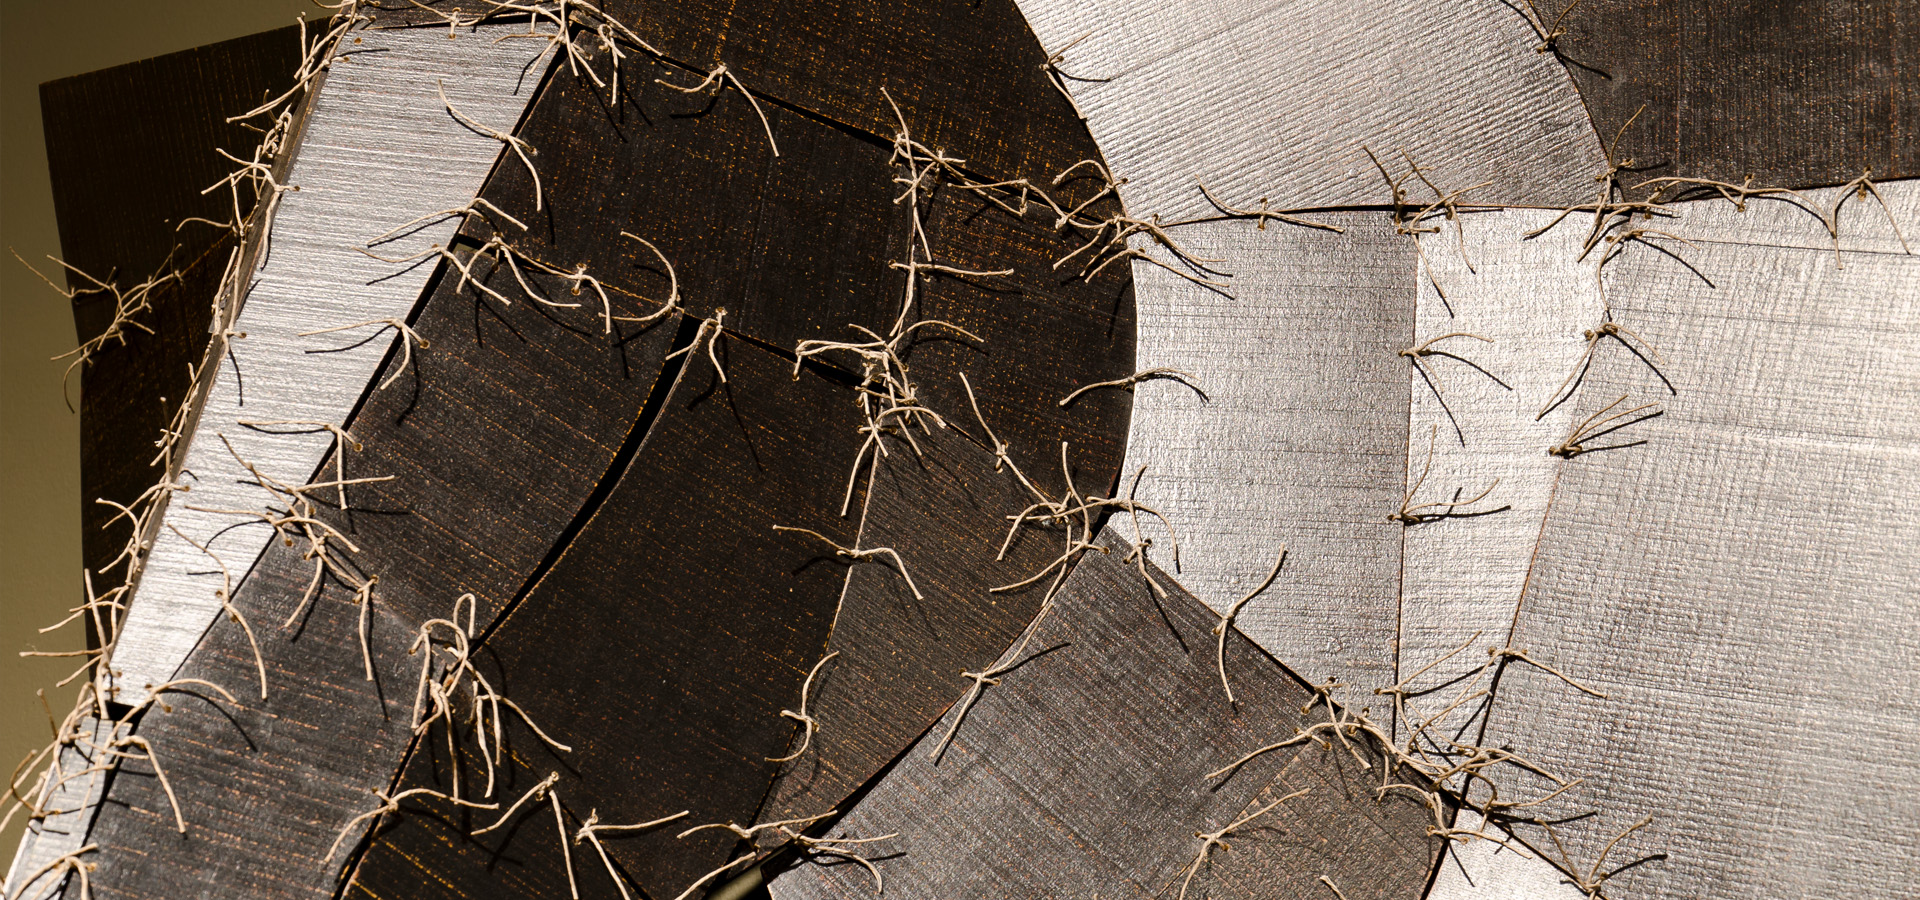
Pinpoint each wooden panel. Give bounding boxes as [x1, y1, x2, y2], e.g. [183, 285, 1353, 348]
[1009, 0, 1605, 216]
[369, 0, 1093, 184]
[62, 190, 684, 900]
[1198, 742, 1444, 900]
[68, 247, 233, 587]
[41, 26, 300, 333]
[768, 530, 1441, 900]
[2, 718, 119, 900]
[1427, 812, 1585, 900]
[1479, 184, 1920, 900]
[1552, 0, 1920, 191]
[754, 423, 1062, 826]
[460, 50, 1136, 499]
[38, 27, 299, 583]
[103, 25, 553, 707]
[452, 51, 908, 350]
[64, 541, 437, 900]
[1119, 215, 1411, 707]
[1393, 208, 1605, 738]
[347, 340, 869, 900]
[718, 0, 1099, 184]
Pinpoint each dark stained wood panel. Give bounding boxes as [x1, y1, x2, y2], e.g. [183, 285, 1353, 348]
[70, 538, 436, 900]
[463, 49, 1135, 494]
[755, 423, 1063, 826]
[69, 243, 684, 900]
[1552, 0, 1920, 190]
[38, 26, 301, 581]
[368, 1, 1090, 183]
[41, 25, 301, 310]
[57, 9, 1136, 897]
[69, 246, 233, 585]
[715, 0, 1098, 184]
[1194, 742, 1443, 900]
[457, 51, 910, 350]
[347, 339, 869, 900]
[767, 531, 1441, 900]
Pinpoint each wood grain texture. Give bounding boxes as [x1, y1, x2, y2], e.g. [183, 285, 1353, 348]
[1393, 208, 1604, 737]
[1476, 183, 1920, 900]
[1195, 741, 1443, 900]
[1549, 0, 1920, 191]
[61, 542, 439, 900]
[38, 26, 300, 593]
[62, 291, 681, 900]
[102, 24, 551, 708]
[1009, 0, 1605, 217]
[60, 140, 684, 900]
[459, 49, 1137, 502]
[753, 423, 1062, 828]
[1119, 215, 1411, 707]
[767, 529, 1442, 900]
[2, 718, 119, 900]
[370, 0, 1097, 184]
[41, 26, 301, 333]
[346, 339, 867, 900]
[1426, 812, 1585, 900]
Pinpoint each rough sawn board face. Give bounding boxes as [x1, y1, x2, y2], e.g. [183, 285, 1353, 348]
[768, 530, 1443, 900]
[102, 24, 552, 708]
[1119, 214, 1411, 706]
[1009, 0, 1605, 216]
[347, 340, 869, 900]
[1478, 183, 1920, 900]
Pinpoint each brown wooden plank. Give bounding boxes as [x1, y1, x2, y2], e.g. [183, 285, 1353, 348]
[367, 1, 1087, 185]
[69, 231, 685, 900]
[1193, 742, 1444, 900]
[346, 339, 869, 900]
[38, 26, 300, 582]
[1550, 0, 1919, 191]
[458, 49, 1135, 500]
[40, 25, 301, 308]
[766, 531, 1442, 900]
[753, 421, 1063, 827]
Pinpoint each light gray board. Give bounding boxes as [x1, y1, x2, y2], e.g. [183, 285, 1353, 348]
[1394, 209, 1603, 735]
[1, 718, 119, 900]
[1010, 0, 1605, 218]
[1475, 182, 1920, 900]
[100, 25, 547, 710]
[1427, 812, 1586, 900]
[1120, 215, 1410, 706]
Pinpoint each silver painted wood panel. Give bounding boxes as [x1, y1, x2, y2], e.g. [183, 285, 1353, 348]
[1120, 215, 1411, 704]
[1476, 182, 1920, 900]
[1428, 812, 1587, 900]
[1010, 0, 1605, 217]
[100, 26, 548, 709]
[1394, 210, 1604, 732]
[1, 719, 118, 900]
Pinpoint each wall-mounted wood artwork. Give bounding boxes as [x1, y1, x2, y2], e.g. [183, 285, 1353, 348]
[6, 2, 1915, 899]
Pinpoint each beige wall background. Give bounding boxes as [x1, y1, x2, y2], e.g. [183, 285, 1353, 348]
[0, 0, 315, 856]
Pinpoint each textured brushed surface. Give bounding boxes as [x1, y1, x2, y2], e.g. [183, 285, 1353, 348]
[1120, 215, 1410, 704]
[1009, 0, 1605, 217]
[1427, 812, 1586, 900]
[1, 719, 117, 900]
[102, 25, 547, 708]
[1476, 182, 1920, 900]
[1393, 209, 1603, 732]
[767, 529, 1440, 900]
